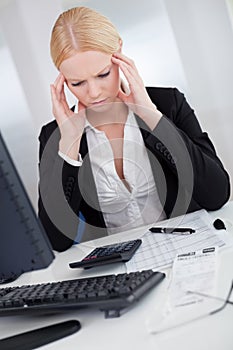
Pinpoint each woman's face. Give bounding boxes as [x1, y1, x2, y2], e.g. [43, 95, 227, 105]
[60, 51, 121, 111]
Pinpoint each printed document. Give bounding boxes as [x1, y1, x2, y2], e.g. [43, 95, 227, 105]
[126, 209, 227, 272]
[147, 246, 221, 334]
[168, 247, 218, 307]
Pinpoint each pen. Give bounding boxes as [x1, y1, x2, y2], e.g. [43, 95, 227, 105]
[149, 227, 195, 234]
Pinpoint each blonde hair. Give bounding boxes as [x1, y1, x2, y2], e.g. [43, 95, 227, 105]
[50, 7, 121, 69]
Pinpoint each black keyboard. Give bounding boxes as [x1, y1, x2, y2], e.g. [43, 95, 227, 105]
[0, 270, 165, 318]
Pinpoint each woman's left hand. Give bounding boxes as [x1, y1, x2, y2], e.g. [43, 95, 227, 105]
[111, 52, 161, 124]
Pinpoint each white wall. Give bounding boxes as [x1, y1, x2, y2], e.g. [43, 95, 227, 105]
[0, 0, 63, 206]
[0, 41, 38, 204]
[164, 0, 233, 191]
[0, 0, 233, 207]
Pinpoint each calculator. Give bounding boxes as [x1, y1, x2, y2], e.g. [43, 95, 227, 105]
[69, 239, 142, 269]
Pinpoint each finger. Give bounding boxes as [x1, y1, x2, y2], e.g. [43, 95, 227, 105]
[59, 89, 76, 118]
[51, 81, 63, 106]
[50, 84, 60, 115]
[60, 88, 70, 110]
[113, 58, 142, 90]
[112, 56, 143, 87]
[53, 73, 61, 85]
[112, 53, 141, 84]
[50, 85, 68, 124]
[112, 53, 144, 86]
[53, 73, 63, 89]
[55, 73, 66, 96]
[112, 55, 136, 72]
[112, 52, 136, 68]
[50, 84, 59, 104]
[50, 84, 63, 114]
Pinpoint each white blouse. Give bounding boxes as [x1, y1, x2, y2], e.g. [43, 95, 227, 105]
[59, 110, 166, 234]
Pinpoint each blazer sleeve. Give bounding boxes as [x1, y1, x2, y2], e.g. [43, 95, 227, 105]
[145, 87, 230, 211]
[38, 124, 82, 252]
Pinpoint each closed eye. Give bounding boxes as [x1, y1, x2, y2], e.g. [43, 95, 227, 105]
[71, 81, 83, 87]
[70, 70, 111, 87]
[98, 70, 110, 78]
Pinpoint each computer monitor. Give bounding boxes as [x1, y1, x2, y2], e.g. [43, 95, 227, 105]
[0, 132, 54, 284]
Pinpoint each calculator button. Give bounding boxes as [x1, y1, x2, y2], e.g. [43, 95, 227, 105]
[69, 239, 142, 269]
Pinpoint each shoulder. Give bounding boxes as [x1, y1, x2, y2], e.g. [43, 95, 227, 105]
[38, 119, 59, 144]
[146, 86, 184, 103]
[146, 86, 186, 118]
[146, 86, 176, 96]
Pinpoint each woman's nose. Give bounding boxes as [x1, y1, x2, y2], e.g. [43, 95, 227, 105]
[87, 81, 101, 99]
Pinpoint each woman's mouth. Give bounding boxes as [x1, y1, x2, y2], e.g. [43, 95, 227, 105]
[91, 98, 108, 106]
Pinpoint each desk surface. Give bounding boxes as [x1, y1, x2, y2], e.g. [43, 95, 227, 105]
[1, 202, 233, 349]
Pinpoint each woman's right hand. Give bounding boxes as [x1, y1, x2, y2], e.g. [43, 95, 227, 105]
[50, 73, 86, 159]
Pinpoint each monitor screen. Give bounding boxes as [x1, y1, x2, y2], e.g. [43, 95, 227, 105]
[0, 132, 54, 284]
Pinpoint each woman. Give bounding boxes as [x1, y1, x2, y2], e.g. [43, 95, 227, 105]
[38, 7, 230, 252]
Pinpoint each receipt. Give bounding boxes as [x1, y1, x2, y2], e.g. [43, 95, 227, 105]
[147, 247, 219, 334]
[168, 247, 218, 308]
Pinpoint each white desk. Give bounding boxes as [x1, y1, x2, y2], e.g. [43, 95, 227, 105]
[1, 202, 233, 349]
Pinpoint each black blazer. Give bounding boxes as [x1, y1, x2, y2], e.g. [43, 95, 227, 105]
[38, 87, 230, 252]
